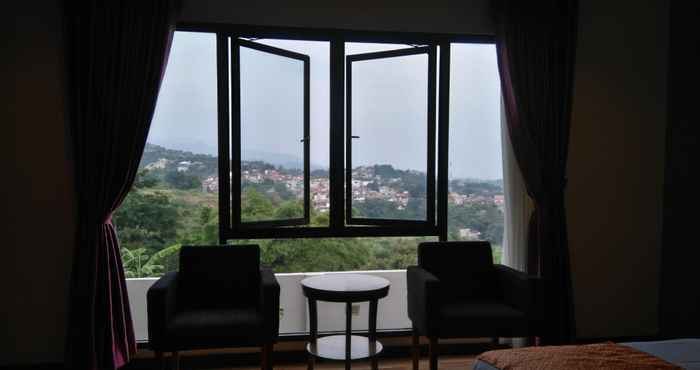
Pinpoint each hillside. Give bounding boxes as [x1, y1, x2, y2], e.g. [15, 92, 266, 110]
[139, 143, 504, 200]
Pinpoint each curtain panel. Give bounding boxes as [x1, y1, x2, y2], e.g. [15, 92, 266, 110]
[492, 0, 579, 345]
[64, 1, 179, 368]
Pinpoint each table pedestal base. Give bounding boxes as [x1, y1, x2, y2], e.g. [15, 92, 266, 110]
[306, 335, 383, 360]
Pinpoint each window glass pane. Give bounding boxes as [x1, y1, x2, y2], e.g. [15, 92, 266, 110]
[253, 39, 331, 222]
[230, 236, 437, 272]
[114, 31, 218, 278]
[346, 42, 415, 55]
[448, 43, 504, 263]
[239, 43, 305, 222]
[348, 46, 429, 221]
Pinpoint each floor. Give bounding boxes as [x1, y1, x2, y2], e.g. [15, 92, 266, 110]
[131, 356, 477, 370]
[124, 338, 491, 370]
[235, 357, 475, 370]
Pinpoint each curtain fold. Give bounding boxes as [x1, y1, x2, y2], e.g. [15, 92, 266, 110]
[500, 96, 532, 349]
[492, 0, 579, 345]
[64, 1, 179, 368]
[501, 97, 532, 273]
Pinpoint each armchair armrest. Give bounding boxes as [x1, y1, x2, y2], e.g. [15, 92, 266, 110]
[407, 266, 441, 336]
[495, 264, 542, 320]
[147, 271, 178, 350]
[259, 268, 280, 341]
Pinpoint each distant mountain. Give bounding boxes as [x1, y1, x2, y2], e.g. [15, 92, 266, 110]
[142, 143, 324, 172]
[140, 143, 218, 178]
[243, 149, 305, 170]
[140, 143, 502, 193]
[449, 178, 503, 195]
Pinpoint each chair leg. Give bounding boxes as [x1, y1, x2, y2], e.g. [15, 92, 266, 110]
[172, 351, 180, 370]
[154, 351, 164, 370]
[412, 329, 420, 370]
[428, 337, 438, 370]
[261, 343, 273, 370]
[307, 353, 315, 370]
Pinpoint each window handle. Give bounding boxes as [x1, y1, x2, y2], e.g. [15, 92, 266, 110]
[351, 135, 360, 139]
[300, 137, 309, 143]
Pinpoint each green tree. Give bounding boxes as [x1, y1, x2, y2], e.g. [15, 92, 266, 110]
[134, 169, 159, 188]
[259, 238, 373, 273]
[121, 244, 182, 278]
[366, 238, 411, 269]
[275, 200, 304, 219]
[165, 170, 201, 190]
[373, 164, 399, 178]
[241, 188, 275, 221]
[195, 206, 219, 244]
[114, 190, 179, 252]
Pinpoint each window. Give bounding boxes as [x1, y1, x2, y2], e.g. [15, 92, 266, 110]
[114, 32, 219, 277]
[235, 39, 311, 226]
[115, 27, 504, 276]
[220, 34, 444, 240]
[345, 43, 436, 226]
[447, 43, 504, 263]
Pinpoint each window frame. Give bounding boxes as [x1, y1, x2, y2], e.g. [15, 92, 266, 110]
[231, 38, 311, 228]
[178, 23, 496, 242]
[345, 45, 437, 227]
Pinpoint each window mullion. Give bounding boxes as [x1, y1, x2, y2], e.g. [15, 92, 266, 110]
[216, 33, 232, 243]
[230, 36, 242, 228]
[437, 42, 451, 241]
[426, 44, 437, 227]
[329, 38, 345, 231]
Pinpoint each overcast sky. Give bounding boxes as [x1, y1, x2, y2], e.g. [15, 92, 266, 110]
[148, 32, 503, 180]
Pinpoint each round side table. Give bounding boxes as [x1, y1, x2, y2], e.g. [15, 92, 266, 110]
[301, 273, 390, 370]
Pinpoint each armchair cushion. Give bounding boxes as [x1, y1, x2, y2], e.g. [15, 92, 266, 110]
[146, 271, 178, 351]
[166, 307, 265, 349]
[438, 302, 529, 338]
[418, 241, 501, 302]
[407, 265, 441, 335]
[178, 245, 261, 310]
[260, 267, 281, 340]
[495, 264, 542, 320]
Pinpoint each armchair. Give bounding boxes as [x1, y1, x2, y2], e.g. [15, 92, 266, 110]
[147, 245, 280, 370]
[407, 241, 542, 370]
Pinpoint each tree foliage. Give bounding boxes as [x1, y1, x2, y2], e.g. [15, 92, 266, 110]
[165, 170, 201, 190]
[116, 158, 504, 278]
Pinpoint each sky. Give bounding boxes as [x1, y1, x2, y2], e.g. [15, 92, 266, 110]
[148, 32, 503, 180]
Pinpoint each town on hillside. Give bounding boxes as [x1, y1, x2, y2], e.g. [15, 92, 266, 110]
[138, 143, 504, 240]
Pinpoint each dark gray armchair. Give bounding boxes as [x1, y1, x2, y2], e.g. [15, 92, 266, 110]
[147, 245, 280, 370]
[407, 241, 542, 370]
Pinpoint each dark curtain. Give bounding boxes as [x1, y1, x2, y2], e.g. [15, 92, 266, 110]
[492, 0, 579, 345]
[64, 1, 179, 368]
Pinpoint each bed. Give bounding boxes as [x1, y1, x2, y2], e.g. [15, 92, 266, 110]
[473, 339, 700, 370]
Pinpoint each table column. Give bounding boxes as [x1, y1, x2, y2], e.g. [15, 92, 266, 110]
[307, 298, 317, 370]
[369, 299, 378, 370]
[345, 302, 352, 370]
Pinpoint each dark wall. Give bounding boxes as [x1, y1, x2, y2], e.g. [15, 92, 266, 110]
[0, 0, 673, 365]
[567, 0, 668, 339]
[1, 0, 75, 366]
[659, 1, 700, 338]
[180, 0, 494, 35]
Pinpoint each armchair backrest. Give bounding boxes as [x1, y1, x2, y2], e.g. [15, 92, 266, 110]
[418, 241, 501, 302]
[178, 245, 261, 310]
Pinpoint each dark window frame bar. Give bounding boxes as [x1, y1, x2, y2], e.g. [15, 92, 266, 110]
[229, 36, 312, 228]
[201, 23, 495, 242]
[216, 34, 232, 235]
[345, 46, 437, 227]
[437, 42, 451, 241]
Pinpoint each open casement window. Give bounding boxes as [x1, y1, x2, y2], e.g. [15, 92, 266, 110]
[345, 46, 437, 226]
[230, 38, 311, 228]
